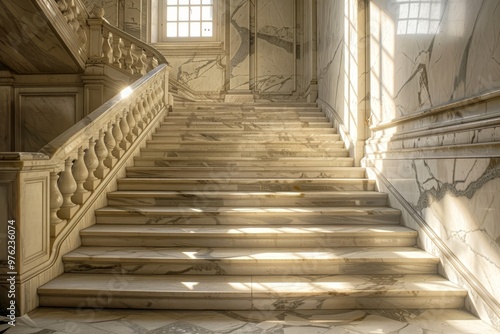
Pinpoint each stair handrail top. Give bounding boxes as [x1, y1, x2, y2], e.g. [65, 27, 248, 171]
[39, 63, 169, 162]
[100, 20, 168, 66]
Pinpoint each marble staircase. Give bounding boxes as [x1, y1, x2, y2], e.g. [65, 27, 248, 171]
[38, 102, 467, 310]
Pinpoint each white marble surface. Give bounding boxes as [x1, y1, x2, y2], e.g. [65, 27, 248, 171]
[0, 1, 80, 73]
[362, 0, 500, 329]
[2, 308, 499, 334]
[20, 95, 77, 151]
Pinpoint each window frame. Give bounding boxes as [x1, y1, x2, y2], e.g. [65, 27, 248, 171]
[158, 0, 218, 42]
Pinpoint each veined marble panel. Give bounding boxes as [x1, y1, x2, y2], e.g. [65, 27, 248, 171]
[124, 0, 142, 38]
[372, 157, 500, 326]
[0, 1, 80, 73]
[0, 87, 12, 151]
[169, 55, 226, 93]
[19, 95, 78, 152]
[229, 0, 251, 91]
[370, 0, 500, 124]
[255, 0, 296, 93]
[2, 308, 499, 333]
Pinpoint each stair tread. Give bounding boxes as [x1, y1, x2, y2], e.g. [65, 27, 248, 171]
[80, 224, 415, 236]
[39, 273, 466, 296]
[95, 206, 400, 215]
[107, 190, 384, 197]
[64, 246, 438, 262]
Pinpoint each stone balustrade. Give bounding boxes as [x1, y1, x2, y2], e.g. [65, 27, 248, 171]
[0, 65, 170, 315]
[40, 65, 168, 238]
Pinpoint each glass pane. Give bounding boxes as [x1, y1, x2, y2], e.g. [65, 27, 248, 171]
[166, 22, 177, 37]
[202, 21, 212, 36]
[179, 0, 189, 4]
[190, 22, 201, 36]
[190, 0, 201, 4]
[178, 22, 189, 36]
[191, 6, 201, 20]
[179, 6, 189, 20]
[202, 0, 212, 4]
[166, 7, 177, 21]
[167, 0, 177, 5]
[202, 6, 212, 21]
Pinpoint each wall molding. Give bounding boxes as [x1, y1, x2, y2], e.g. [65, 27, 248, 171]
[366, 165, 500, 329]
[371, 89, 500, 132]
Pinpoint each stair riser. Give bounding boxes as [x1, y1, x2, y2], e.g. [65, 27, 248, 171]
[155, 128, 337, 134]
[165, 116, 329, 122]
[139, 151, 349, 158]
[63, 261, 437, 276]
[117, 181, 376, 192]
[81, 236, 415, 248]
[126, 171, 363, 179]
[39, 295, 464, 310]
[106, 196, 388, 207]
[145, 143, 346, 150]
[95, 213, 402, 225]
[160, 122, 333, 129]
[135, 159, 355, 167]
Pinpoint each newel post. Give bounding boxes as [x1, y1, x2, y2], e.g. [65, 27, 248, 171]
[0, 153, 56, 315]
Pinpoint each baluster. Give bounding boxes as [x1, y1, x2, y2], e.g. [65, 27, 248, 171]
[132, 103, 142, 136]
[138, 96, 148, 129]
[84, 137, 100, 191]
[156, 78, 164, 108]
[135, 49, 146, 76]
[104, 121, 118, 168]
[71, 147, 90, 205]
[123, 41, 134, 74]
[58, 157, 79, 219]
[94, 129, 109, 179]
[131, 44, 141, 76]
[147, 89, 156, 116]
[143, 93, 153, 122]
[112, 114, 124, 158]
[56, 0, 68, 13]
[150, 83, 159, 113]
[144, 51, 155, 72]
[126, 106, 137, 143]
[50, 171, 65, 237]
[120, 109, 131, 150]
[113, 36, 123, 68]
[102, 30, 112, 63]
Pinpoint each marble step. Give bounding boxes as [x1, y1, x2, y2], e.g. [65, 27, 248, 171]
[117, 178, 376, 191]
[138, 148, 350, 158]
[125, 166, 364, 178]
[159, 121, 333, 129]
[174, 104, 321, 112]
[165, 114, 329, 121]
[154, 127, 337, 134]
[80, 224, 416, 247]
[151, 132, 342, 142]
[62, 246, 438, 275]
[144, 141, 346, 150]
[106, 190, 387, 207]
[133, 156, 355, 167]
[94, 206, 401, 225]
[38, 273, 466, 310]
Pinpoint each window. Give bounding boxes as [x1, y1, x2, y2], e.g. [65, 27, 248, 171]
[162, 0, 214, 39]
[396, 0, 442, 35]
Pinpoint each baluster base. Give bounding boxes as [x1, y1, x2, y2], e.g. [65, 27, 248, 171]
[58, 205, 80, 220]
[105, 156, 118, 168]
[50, 220, 67, 238]
[84, 179, 100, 191]
[94, 168, 109, 179]
[72, 192, 91, 205]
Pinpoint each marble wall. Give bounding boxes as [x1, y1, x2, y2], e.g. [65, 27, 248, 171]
[317, 0, 500, 328]
[84, 0, 305, 100]
[366, 0, 500, 328]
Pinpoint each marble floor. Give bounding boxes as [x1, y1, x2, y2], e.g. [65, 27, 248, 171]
[1, 308, 498, 334]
